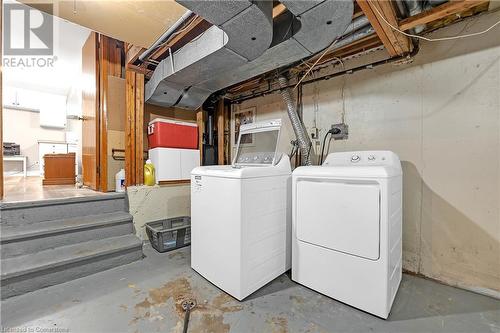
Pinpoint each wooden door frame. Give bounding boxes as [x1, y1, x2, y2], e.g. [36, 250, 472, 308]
[97, 34, 108, 192]
[83, 34, 122, 192]
[82, 31, 101, 191]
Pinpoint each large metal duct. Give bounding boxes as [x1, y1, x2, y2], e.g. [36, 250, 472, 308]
[332, 24, 375, 50]
[146, 0, 354, 109]
[146, 1, 274, 108]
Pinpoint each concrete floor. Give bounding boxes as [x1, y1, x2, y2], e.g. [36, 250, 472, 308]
[1, 245, 499, 333]
[2, 176, 102, 202]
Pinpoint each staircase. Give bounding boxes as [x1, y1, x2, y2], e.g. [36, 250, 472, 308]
[0, 193, 143, 299]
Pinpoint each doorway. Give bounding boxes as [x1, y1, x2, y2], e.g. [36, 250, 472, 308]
[1, 1, 97, 201]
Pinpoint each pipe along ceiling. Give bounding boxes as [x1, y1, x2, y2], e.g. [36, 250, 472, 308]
[145, 0, 354, 110]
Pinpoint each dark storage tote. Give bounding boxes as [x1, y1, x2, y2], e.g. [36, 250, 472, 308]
[145, 216, 191, 253]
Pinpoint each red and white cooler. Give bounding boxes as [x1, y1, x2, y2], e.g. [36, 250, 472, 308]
[147, 118, 198, 150]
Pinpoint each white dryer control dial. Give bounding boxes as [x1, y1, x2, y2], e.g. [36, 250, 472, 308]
[351, 155, 360, 163]
[368, 155, 376, 161]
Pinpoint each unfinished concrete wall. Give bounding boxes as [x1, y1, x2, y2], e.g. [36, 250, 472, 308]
[127, 184, 191, 240]
[232, 11, 500, 297]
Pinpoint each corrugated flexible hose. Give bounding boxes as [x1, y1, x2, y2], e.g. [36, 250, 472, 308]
[278, 76, 312, 166]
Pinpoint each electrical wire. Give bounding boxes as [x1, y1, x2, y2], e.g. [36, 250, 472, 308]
[370, 3, 500, 42]
[292, 2, 499, 91]
[333, 57, 347, 124]
[293, 38, 340, 90]
[319, 131, 332, 165]
[152, 15, 199, 52]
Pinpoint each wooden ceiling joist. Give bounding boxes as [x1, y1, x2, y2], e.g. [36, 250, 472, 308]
[149, 16, 211, 62]
[125, 44, 146, 69]
[273, 3, 287, 18]
[356, 0, 412, 57]
[399, 0, 489, 31]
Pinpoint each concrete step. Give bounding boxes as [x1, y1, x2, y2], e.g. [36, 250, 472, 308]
[1, 234, 143, 299]
[0, 193, 127, 225]
[0, 212, 134, 259]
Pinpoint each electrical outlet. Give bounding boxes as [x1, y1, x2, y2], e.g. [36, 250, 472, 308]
[330, 123, 348, 140]
[310, 127, 319, 140]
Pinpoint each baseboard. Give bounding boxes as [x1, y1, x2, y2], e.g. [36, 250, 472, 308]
[403, 269, 500, 300]
[4, 170, 41, 177]
[42, 178, 76, 185]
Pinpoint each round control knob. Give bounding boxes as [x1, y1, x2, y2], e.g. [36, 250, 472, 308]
[368, 155, 376, 161]
[253, 156, 259, 161]
[351, 155, 360, 163]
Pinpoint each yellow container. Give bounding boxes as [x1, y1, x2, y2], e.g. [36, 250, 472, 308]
[144, 159, 156, 186]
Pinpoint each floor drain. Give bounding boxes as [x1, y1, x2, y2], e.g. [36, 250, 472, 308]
[181, 298, 197, 333]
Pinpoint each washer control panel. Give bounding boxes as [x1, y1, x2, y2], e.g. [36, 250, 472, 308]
[236, 152, 275, 165]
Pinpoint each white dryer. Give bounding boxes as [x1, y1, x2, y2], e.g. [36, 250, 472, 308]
[191, 119, 291, 300]
[292, 151, 402, 318]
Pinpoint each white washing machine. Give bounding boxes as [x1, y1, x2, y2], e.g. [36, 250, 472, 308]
[191, 119, 291, 300]
[292, 151, 402, 318]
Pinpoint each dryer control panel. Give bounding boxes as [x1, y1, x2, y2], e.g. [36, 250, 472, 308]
[323, 151, 400, 168]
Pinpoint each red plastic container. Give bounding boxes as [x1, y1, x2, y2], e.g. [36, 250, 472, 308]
[148, 118, 198, 149]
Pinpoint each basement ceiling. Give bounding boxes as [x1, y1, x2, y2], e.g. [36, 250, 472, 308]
[18, 0, 187, 47]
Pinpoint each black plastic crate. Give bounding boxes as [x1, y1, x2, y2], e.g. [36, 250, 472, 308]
[145, 216, 191, 253]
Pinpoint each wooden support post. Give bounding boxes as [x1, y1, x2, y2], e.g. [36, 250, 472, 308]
[356, 0, 411, 57]
[196, 110, 205, 165]
[135, 73, 144, 185]
[216, 99, 225, 165]
[125, 69, 145, 187]
[98, 36, 109, 192]
[125, 71, 136, 187]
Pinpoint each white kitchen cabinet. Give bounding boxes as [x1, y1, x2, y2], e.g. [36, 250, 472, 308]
[40, 94, 67, 128]
[2, 87, 41, 111]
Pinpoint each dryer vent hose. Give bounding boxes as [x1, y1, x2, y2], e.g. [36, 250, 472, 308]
[278, 76, 312, 166]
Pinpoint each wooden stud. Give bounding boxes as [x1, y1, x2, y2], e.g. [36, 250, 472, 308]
[98, 35, 109, 192]
[149, 17, 210, 60]
[273, 3, 286, 18]
[399, 0, 488, 31]
[125, 70, 136, 187]
[125, 43, 145, 66]
[135, 72, 145, 184]
[223, 102, 230, 165]
[356, 0, 411, 57]
[216, 99, 225, 165]
[196, 110, 205, 164]
[125, 68, 145, 187]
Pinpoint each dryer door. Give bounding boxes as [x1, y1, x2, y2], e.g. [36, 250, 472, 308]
[296, 179, 380, 260]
